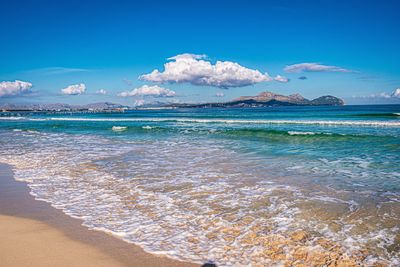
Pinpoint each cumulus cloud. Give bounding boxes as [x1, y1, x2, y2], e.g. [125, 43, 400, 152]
[61, 83, 86, 95]
[284, 63, 353, 73]
[274, 75, 289, 83]
[140, 53, 274, 88]
[0, 80, 33, 97]
[215, 92, 225, 97]
[118, 85, 176, 97]
[96, 89, 107, 95]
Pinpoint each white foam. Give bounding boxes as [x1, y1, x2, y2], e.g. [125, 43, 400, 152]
[46, 117, 400, 127]
[288, 131, 317, 135]
[2, 115, 400, 127]
[0, 116, 26, 120]
[0, 130, 399, 266]
[111, 126, 127, 131]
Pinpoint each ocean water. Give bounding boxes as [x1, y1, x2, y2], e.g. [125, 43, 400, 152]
[0, 105, 400, 266]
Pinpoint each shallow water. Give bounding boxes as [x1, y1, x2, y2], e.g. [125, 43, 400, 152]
[1, 105, 399, 266]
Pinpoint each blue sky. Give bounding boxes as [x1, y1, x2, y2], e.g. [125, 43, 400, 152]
[1, 0, 400, 105]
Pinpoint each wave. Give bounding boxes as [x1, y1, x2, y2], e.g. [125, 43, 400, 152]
[12, 128, 39, 133]
[217, 128, 362, 140]
[33, 117, 400, 127]
[122, 126, 383, 141]
[0, 116, 27, 120]
[101, 125, 361, 139]
[1, 130, 399, 265]
[2, 116, 400, 127]
[349, 113, 400, 118]
[111, 126, 128, 132]
[288, 131, 328, 136]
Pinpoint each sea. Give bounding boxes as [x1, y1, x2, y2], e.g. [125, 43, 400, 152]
[0, 105, 399, 266]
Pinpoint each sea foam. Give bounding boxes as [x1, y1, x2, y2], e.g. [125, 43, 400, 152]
[0, 129, 399, 266]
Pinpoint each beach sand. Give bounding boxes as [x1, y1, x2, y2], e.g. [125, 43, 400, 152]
[0, 163, 198, 267]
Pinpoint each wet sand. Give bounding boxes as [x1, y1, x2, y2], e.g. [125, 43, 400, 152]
[0, 163, 198, 267]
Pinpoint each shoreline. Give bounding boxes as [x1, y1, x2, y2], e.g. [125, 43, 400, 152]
[0, 163, 198, 267]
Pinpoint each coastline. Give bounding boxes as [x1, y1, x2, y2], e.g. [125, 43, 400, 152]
[0, 163, 198, 267]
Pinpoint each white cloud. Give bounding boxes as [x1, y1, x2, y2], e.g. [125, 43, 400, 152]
[284, 63, 353, 73]
[96, 89, 107, 95]
[0, 80, 33, 97]
[274, 75, 289, 83]
[358, 88, 400, 99]
[134, 99, 145, 107]
[215, 92, 225, 97]
[140, 53, 273, 88]
[118, 85, 176, 97]
[61, 83, 86, 95]
[350, 88, 400, 104]
[370, 92, 391, 98]
[392, 88, 400, 98]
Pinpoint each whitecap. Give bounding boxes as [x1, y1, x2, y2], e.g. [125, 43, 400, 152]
[45, 117, 400, 127]
[288, 131, 317, 135]
[111, 126, 127, 131]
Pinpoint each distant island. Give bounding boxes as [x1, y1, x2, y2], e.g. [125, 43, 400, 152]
[0, 92, 344, 112]
[0, 102, 130, 112]
[169, 91, 344, 108]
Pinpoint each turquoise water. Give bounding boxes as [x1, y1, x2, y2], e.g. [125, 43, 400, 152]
[1, 105, 400, 266]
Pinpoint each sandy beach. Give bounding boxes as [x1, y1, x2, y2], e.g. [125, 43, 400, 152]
[0, 163, 198, 267]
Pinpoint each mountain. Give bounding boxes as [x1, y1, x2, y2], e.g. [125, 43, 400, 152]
[170, 91, 344, 108]
[83, 102, 128, 110]
[0, 92, 344, 111]
[233, 91, 310, 105]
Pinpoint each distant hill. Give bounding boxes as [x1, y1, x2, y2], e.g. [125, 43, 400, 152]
[0, 102, 129, 111]
[171, 91, 344, 108]
[0, 92, 344, 111]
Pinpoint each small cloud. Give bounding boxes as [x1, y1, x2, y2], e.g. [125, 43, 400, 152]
[140, 53, 275, 88]
[356, 75, 377, 82]
[284, 63, 353, 73]
[168, 53, 207, 61]
[0, 80, 33, 97]
[215, 92, 225, 97]
[118, 85, 176, 97]
[24, 67, 89, 76]
[298, 76, 307, 80]
[61, 83, 86, 95]
[350, 88, 400, 104]
[357, 88, 400, 99]
[123, 78, 133, 86]
[96, 89, 107, 95]
[134, 99, 145, 107]
[392, 88, 400, 98]
[370, 92, 391, 98]
[274, 75, 289, 83]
